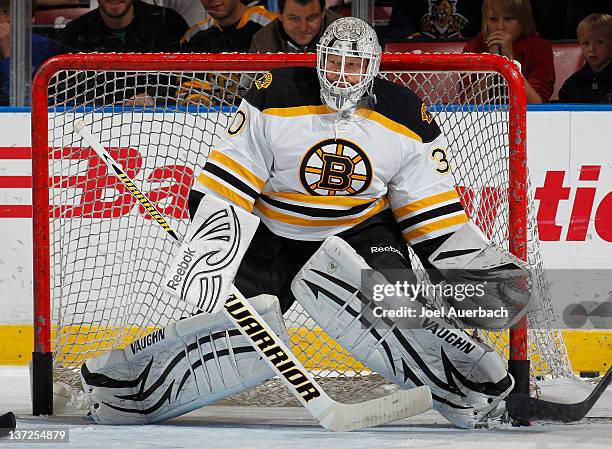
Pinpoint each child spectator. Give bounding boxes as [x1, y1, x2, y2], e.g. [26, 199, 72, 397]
[558, 13, 612, 103]
[463, 0, 555, 103]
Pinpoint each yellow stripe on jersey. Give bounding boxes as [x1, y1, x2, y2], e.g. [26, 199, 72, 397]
[255, 197, 389, 227]
[355, 109, 423, 142]
[262, 191, 375, 207]
[198, 173, 254, 212]
[402, 213, 468, 242]
[263, 105, 335, 117]
[181, 7, 277, 43]
[393, 189, 460, 220]
[208, 150, 266, 191]
[181, 17, 214, 43]
[237, 6, 278, 28]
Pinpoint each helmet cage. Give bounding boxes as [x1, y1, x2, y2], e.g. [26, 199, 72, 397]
[316, 44, 380, 111]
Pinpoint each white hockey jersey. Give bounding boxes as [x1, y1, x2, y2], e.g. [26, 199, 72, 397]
[194, 67, 467, 245]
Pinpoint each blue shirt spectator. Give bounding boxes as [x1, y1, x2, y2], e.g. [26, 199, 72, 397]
[0, 0, 60, 105]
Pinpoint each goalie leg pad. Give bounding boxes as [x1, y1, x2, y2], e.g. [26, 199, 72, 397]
[162, 194, 260, 314]
[80, 295, 287, 424]
[291, 236, 514, 429]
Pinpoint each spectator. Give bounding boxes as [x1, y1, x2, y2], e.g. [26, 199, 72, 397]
[59, 0, 188, 106]
[558, 13, 612, 103]
[37, 0, 87, 4]
[531, 1, 612, 40]
[177, 1, 276, 107]
[249, 0, 341, 53]
[88, 0, 209, 27]
[0, 0, 60, 106]
[61, 0, 188, 53]
[386, 0, 484, 40]
[463, 0, 555, 103]
[182, 0, 277, 52]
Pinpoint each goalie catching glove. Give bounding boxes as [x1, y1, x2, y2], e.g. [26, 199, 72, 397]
[162, 194, 259, 314]
[428, 221, 534, 330]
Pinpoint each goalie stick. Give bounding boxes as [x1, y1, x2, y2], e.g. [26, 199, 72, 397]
[0, 412, 16, 437]
[75, 120, 433, 431]
[506, 367, 612, 423]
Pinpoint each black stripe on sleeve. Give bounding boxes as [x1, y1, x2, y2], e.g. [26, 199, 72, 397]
[397, 202, 464, 231]
[203, 162, 260, 201]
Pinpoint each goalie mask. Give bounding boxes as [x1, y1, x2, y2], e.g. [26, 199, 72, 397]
[316, 17, 382, 112]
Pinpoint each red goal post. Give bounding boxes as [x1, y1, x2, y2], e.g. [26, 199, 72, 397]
[31, 52, 546, 416]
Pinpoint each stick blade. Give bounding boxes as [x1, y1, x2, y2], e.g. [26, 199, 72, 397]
[319, 386, 432, 432]
[507, 394, 587, 423]
[507, 367, 612, 423]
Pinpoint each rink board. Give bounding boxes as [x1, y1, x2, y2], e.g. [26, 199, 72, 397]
[0, 110, 611, 372]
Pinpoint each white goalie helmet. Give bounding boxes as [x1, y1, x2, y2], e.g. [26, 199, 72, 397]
[316, 17, 382, 111]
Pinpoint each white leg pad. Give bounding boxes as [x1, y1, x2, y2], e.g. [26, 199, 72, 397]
[80, 295, 287, 424]
[291, 236, 514, 428]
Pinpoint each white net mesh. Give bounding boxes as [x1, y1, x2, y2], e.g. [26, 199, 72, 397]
[35, 54, 573, 408]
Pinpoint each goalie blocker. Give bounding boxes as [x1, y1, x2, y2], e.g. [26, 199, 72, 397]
[162, 194, 259, 314]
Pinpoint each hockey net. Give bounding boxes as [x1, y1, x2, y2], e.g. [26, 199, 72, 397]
[31, 53, 572, 414]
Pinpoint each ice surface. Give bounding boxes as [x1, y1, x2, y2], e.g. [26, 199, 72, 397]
[1, 366, 611, 449]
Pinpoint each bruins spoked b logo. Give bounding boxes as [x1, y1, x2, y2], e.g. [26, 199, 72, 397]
[300, 139, 372, 195]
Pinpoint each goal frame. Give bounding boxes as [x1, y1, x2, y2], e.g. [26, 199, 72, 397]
[31, 52, 528, 416]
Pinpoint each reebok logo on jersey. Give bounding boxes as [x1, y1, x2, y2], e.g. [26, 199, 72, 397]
[370, 246, 404, 258]
[166, 248, 197, 291]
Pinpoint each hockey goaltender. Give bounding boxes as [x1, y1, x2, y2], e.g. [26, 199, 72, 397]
[78, 17, 535, 429]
